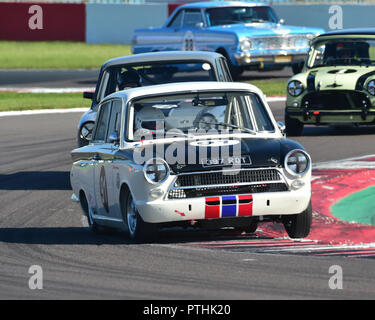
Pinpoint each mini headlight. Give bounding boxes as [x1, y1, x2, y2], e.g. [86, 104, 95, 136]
[240, 38, 252, 52]
[143, 158, 170, 184]
[284, 149, 310, 177]
[287, 80, 304, 97]
[367, 80, 375, 95]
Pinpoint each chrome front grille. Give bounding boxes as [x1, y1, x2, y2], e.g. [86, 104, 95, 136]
[174, 169, 281, 187]
[168, 168, 288, 199]
[252, 35, 309, 51]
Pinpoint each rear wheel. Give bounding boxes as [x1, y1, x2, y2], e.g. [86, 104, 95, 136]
[121, 189, 158, 243]
[285, 115, 304, 136]
[283, 201, 312, 239]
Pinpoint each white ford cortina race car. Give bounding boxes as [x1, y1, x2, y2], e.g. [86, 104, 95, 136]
[70, 82, 312, 242]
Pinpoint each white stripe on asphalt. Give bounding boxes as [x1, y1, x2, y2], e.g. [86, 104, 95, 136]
[0, 108, 89, 117]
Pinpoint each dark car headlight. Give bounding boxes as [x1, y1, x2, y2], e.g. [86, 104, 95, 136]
[143, 158, 170, 184]
[367, 80, 375, 96]
[287, 80, 304, 97]
[284, 149, 310, 177]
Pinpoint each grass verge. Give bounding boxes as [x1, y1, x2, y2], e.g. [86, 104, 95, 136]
[247, 79, 287, 97]
[0, 92, 90, 112]
[0, 41, 132, 69]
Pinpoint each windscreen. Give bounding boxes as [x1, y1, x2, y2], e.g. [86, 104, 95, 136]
[205, 6, 278, 26]
[129, 91, 274, 140]
[308, 38, 375, 68]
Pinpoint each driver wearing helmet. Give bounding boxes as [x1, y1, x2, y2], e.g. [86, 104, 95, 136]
[134, 105, 165, 138]
[118, 69, 141, 90]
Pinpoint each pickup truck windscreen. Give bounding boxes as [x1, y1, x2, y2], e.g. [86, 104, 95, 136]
[205, 6, 278, 26]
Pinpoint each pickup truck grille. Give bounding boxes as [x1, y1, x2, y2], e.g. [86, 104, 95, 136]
[253, 35, 309, 50]
[168, 168, 288, 199]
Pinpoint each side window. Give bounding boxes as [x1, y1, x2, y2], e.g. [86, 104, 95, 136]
[182, 9, 203, 27]
[168, 10, 184, 28]
[220, 57, 233, 81]
[97, 71, 110, 103]
[94, 101, 112, 142]
[96, 68, 121, 103]
[249, 94, 274, 132]
[106, 99, 122, 142]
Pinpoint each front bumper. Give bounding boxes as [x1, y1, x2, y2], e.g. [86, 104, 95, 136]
[286, 108, 375, 124]
[234, 52, 306, 67]
[136, 186, 311, 224]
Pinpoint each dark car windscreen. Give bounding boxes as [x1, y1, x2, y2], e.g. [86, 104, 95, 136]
[97, 61, 216, 102]
[205, 6, 278, 26]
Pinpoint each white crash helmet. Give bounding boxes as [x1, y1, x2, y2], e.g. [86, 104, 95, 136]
[134, 106, 165, 136]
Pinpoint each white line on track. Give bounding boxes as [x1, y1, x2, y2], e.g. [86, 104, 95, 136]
[0, 108, 89, 117]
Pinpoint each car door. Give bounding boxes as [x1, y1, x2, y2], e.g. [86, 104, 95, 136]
[91, 100, 113, 218]
[180, 8, 205, 51]
[103, 99, 123, 220]
[164, 9, 185, 51]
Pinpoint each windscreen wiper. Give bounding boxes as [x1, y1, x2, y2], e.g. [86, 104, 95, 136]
[199, 121, 257, 135]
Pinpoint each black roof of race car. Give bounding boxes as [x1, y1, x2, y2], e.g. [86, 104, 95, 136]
[318, 28, 375, 37]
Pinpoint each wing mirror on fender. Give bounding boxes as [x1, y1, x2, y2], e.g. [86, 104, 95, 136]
[109, 131, 120, 144]
[83, 91, 94, 100]
[277, 121, 286, 136]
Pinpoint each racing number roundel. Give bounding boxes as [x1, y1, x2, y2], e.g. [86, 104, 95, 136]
[183, 31, 194, 51]
[99, 166, 109, 213]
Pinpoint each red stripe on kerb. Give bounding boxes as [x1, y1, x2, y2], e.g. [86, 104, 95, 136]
[238, 195, 253, 216]
[205, 197, 220, 219]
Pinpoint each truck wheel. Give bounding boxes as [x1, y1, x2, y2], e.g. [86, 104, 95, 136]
[122, 190, 157, 243]
[285, 115, 304, 136]
[229, 64, 244, 80]
[283, 201, 312, 239]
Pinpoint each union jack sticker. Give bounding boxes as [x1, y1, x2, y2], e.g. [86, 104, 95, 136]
[204, 195, 253, 219]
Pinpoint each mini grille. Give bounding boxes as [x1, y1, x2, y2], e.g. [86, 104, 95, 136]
[174, 169, 281, 187]
[168, 183, 288, 199]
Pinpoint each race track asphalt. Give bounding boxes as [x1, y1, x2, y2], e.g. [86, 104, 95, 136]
[1, 103, 375, 299]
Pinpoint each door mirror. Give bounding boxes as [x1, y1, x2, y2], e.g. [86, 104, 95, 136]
[108, 131, 120, 144]
[195, 22, 204, 28]
[278, 19, 285, 25]
[277, 121, 286, 136]
[83, 91, 94, 100]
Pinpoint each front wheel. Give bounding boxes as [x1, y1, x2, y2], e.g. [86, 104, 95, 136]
[285, 115, 304, 136]
[283, 201, 312, 239]
[122, 190, 158, 243]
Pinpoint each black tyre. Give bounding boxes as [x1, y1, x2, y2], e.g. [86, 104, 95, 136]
[80, 191, 105, 233]
[218, 50, 244, 80]
[285, 115, 304, 136]
[292, 62, 304, 74]
[236, 221, 258, 234]
[283, 201, 312, 239]
[121, 189, 158, 243]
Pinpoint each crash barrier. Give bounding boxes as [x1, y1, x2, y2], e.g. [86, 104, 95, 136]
[1, 2, 375, 43]
[0, 2, 85, 41]
[273, 4, 375, 30]
[86, 3, 168, 44]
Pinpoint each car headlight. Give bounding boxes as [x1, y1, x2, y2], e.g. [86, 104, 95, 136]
[367, 80, 375, 95]
[240, 38, 252, 52]
[284, 149, 310, 177]
[287, 80, 304, 97]
[143, 158, 170, 184]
